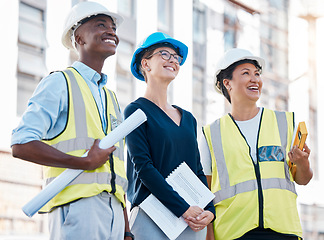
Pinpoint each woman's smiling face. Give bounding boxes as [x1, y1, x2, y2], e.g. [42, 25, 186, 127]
[143, 47, 181, 82]
[224, 62, 263, 105]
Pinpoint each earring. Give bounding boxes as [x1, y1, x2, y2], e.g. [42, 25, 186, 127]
[147, 68, 151, 72]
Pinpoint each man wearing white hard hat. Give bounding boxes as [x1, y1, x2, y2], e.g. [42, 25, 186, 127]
[11, 1, 133, 239]
[199, 48, 312, 239]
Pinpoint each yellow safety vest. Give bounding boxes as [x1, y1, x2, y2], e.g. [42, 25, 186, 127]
[203, 108, 302, 240]
[40, 67, 127, 213]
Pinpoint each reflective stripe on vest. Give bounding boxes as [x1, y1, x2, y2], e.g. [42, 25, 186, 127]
[45, 171, 128, 190]
[209, 111, 296, 205]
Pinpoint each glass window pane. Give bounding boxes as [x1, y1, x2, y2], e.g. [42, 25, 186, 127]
[224, 30, 235, 50]
[117, 40, 133, 73]
[18, 50, 47, 77]
[158, 0, 171, 32]
[19, 20, 48, 48]
[193, 100, 204, 123]
[19, 2, 47, 49]
[118, 40, 133, 54]
[118, 0, 133, 18]
[193, 66, 204, 98]
[193, 8, 205, 44]
[19, 2, 43, 23]
[116, 74, 133, 112]
[17, 75, 39, 116]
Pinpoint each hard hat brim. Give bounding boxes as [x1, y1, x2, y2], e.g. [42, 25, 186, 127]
[214, 55, 265, 78]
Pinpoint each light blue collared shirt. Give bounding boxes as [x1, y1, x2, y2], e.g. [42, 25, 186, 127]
[11, 61, 109, 145]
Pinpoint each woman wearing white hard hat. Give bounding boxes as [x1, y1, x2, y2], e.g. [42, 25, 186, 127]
[200, 48, 313, 239]
[11, 1, 134, 240]
[124, 32, 215, 239]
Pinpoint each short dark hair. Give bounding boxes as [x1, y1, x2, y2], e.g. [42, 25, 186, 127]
[215, 59, 262, 104]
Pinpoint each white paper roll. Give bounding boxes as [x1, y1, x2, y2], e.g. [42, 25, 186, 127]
[22, 109, 147, 217]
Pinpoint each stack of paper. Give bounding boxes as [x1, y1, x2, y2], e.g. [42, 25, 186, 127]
[140, 162, 215, 240]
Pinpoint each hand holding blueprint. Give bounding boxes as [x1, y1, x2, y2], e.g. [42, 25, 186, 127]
[22, 109, 147, 217]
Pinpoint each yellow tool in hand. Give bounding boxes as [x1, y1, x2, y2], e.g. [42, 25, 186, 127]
[289, 121, 308, 179]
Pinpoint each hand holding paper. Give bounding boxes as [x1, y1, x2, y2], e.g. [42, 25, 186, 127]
[139, 162, 215, 240]
[22, 109, 147, 217]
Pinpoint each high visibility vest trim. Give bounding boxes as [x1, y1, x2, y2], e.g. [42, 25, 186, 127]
[41, 68, 127, 212]
[45, 171, 128, 191]
[213, 177, 296, 204]
[50, 137, 123, 159]
[210, 111, 296, 205]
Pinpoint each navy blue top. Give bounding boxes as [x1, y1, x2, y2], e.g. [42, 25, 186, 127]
[124, 97, 215, 218]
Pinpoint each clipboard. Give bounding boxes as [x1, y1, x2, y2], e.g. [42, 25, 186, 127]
[288, 121, 308, 179]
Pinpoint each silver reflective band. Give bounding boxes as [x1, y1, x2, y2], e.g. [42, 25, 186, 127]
[51, 137, 94, 153]
[46, 171, 128, 191]
[213, 179, 257, 204]
[51, 137, 123, 160]
[65, 69, 88, 139]
[210, 119, 230, 190]
[274, 111, 292, 184]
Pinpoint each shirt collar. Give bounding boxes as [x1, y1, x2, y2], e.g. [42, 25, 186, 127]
[71, 61, 108, 87]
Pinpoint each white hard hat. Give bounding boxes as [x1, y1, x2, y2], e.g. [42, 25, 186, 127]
[62, 1, 123, 50]
[215, 48, 265, 77]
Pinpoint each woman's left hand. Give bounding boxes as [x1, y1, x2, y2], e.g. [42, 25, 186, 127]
[184, 210, 214, 232]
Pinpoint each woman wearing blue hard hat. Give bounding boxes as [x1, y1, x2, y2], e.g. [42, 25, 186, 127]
[124, 32, 215, 239]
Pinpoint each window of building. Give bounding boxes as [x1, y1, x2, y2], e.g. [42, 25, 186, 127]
[193, 5, 206, 45]
[116, 40, 134, 111]
[118, 0, 134, 18]
[158, 0, 173, 33]
[192, 64, 205, 129]
[192, 3, 206, 127]
[224, 3, 239, 50]
[17, 1, 47, 116]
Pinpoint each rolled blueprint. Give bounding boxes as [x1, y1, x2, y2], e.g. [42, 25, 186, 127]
[22, 109, 147, 217]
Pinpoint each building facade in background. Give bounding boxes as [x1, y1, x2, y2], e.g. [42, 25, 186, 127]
[0, 0, 323, 239]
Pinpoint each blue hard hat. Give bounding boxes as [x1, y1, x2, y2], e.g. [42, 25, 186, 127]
[130, 32, 188, 81]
